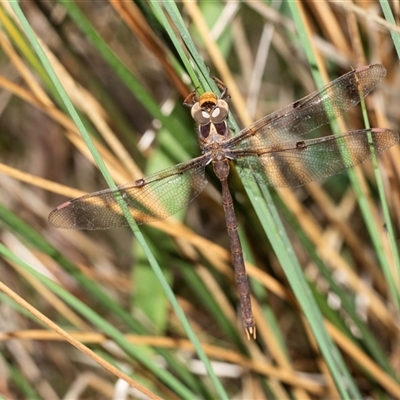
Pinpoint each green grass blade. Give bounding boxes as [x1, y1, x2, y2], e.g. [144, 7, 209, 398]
[283, 3, 363, 399]
[359, 96, 400, 310]
[379, 1, 400, 59]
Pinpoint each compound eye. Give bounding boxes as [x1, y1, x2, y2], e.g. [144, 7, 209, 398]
[211, 99, 229, 123]
[191, 103, 210, 125]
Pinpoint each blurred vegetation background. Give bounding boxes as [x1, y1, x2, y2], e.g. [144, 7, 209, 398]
[0, 1, 400, 399]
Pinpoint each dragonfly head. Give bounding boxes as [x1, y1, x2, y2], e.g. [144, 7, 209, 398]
[190, 92, 229, 126]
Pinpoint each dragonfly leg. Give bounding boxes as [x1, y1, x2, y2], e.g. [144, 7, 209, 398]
[212, 76, 231, 101]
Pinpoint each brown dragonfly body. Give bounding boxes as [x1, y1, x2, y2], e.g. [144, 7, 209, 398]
[49, 64, 399, 339]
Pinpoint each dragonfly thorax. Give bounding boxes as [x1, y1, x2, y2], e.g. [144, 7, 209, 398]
[198, 119, 230, 148]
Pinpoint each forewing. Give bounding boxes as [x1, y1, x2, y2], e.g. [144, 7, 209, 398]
[49, 157, 208, 230]
[235, 129, 399, 187]
[229, 64, 386, 149]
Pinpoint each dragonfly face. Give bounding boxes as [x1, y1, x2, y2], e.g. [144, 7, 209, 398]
[49, 64, 399, 339]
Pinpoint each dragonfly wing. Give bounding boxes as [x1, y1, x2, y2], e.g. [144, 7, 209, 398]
[49, 157, 208, 230]
[235, 129, 399, 187]
[229, 64, 386, 148]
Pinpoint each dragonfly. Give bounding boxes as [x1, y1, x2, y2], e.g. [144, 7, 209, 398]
[49, 64, 399, 340]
